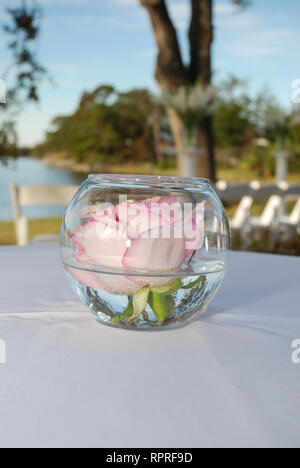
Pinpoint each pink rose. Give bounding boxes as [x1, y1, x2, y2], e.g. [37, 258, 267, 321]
[68, 196, 205, 295]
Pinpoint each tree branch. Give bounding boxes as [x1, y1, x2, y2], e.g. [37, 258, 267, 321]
[232, 0, 251, 8]
[189, 0, 213, 84]
[140, 0, 186, 90]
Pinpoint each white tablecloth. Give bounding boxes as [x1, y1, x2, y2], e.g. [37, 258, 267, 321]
[0, 245, 299, 448]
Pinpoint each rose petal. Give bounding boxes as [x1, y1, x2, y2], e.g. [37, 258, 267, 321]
[116, 196, 178, 238]
[67, 267, 143, 295]
[123, 225, 190, 271]
[71, 218, 128, 269]
[123, 201, 205, 275]
[69, 197, 204, 294]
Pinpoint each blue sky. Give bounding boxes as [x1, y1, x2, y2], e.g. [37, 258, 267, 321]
[0, 0, 299, 146]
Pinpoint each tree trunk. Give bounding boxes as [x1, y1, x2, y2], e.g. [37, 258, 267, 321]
[189, 0, 216, 181]
[141, 0, 216, 181]
[189, 0, 213, 84]
[140, 0, 186, 171]
[140, 0, 186, 90]
[166, 107, 184, 174]
[196, 116, 216, 180]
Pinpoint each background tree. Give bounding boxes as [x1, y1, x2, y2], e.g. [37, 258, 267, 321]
[140, 0, 250, 181]
[214, 76, 253, 148]
[0, 0, 47, 158]
[41, 85, 157, 165]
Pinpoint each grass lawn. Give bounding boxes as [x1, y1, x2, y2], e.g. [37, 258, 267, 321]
[105, 163, 179, 177]
[98, 163, 300, 184]
[217, 168, 300, 184]
[0, 218, 62, 245]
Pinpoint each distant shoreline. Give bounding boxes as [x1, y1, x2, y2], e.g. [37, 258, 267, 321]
[41, 154, 178, 177]
[42, 155, 93, 174]
[37, 153, 300, 183]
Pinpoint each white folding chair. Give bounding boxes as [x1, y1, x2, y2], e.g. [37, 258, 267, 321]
[250, 195, 283, 229]
[230, 196, 253, 246]
[249, 195, 283, 244]
[230, 196, 254, 231]
[280, 197, 300, 240]
[9, 183, 78, 246]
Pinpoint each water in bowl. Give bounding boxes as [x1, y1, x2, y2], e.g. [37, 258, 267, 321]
[65, 265, 225, 330]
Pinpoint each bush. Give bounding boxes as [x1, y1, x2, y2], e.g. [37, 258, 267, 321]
[156, 155, 177, 170]
[242, 145, 275, 176]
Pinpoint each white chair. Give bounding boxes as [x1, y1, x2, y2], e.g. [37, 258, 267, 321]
[249, 195, 283, 244]
[230, 196, 253, 247]
[9, 183, 78, 246]
[280, 197, 300, 240]
[230, 196, 254, 231]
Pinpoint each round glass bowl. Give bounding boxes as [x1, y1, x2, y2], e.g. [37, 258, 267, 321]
[60, 175, 230, 330]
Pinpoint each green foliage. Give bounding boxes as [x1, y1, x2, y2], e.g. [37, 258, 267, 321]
[156, 155, 177, 171]
[232, 0, 251, 7]
[43, 85, 157, 164]
[38, 78, 300, 171]
[214, 77, 300, 170]
[214, 102, 251, 147]
[289, 148, 300, 173]
[0, 121, 18, 157]
[0, 217, 62, 245]
[214, 77, 252, 148]
[3, 1, 47, 103]
[242, 145, 275, 176]
[1, 1, 48, 159]
[289, 120, 300, 169]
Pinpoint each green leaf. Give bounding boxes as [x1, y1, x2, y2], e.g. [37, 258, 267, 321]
[127, 287, 150, 324]
[150, 279, 182, 296]
[182, 275, 206, 290]
[112, 298, 134, 325]
[166, 295, 175, 318]
[148, 292, 170, 325]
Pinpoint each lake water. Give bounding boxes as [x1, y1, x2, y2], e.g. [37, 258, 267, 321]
[0, 157, 85, 221]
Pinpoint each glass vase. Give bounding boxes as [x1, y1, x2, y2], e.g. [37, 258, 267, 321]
[60, 174, 230, 330]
